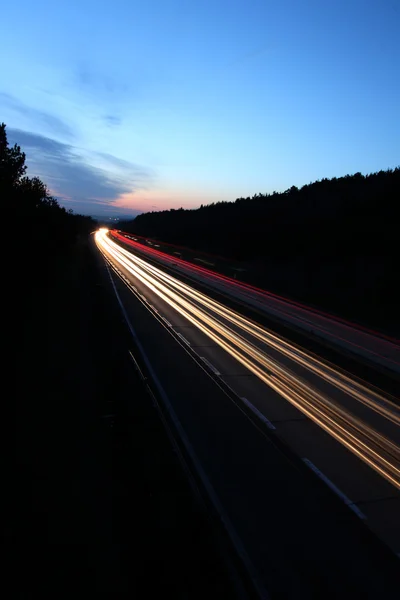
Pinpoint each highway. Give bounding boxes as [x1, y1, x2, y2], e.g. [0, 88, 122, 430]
[95, 228, 400, 598]
[111, 230, 400, 377]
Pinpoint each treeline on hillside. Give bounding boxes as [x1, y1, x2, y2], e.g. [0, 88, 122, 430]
[120, 169, 399, 332]
[1, 122, 95, 288]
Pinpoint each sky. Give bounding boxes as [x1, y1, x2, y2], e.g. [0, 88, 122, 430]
[1, 0, 399, 217]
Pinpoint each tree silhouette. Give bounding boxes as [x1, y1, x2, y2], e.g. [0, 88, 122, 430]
[0, 123, 27, 185]
[119, 167, 400, 333]
[2, 122, 95, 289]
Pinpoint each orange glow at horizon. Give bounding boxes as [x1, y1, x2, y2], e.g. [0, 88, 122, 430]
[114, 188, 224, 213]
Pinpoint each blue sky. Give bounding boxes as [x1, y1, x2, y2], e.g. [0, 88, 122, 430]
[1, 0, 399, 217]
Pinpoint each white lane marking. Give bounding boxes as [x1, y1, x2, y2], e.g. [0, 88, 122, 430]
[303, 458, 366, 520]
[163, 317, 172, 327]
[194, 257, 215, 266]
[177, 333, 191, 346]
[140, 294, 147, 303]
[347, 503, 367, 519]
[149, 305, 159, 313]
[201, 356, 221, 376]
[240, 398, 276, 430]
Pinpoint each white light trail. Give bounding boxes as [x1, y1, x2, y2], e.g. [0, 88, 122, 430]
[95, 230, 400, 488]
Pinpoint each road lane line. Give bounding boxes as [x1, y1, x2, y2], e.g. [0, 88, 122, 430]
[201, 356, 221, 376]
[240, 398, 276, 430]
[177, 333, 191, 346]
[303, 458, 366, 520]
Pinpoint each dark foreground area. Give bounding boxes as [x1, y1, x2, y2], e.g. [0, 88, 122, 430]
[6, 238, 238, 597]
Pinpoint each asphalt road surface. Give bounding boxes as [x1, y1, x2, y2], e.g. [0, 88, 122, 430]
[96, 229, 400, 599]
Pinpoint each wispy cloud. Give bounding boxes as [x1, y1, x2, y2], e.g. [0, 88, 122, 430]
[95, 151, 155, 181]
[8, 128, 154, 212]
[103, 114, 121, 127]
[76, 65, 130, 98]
[0, 92, 75, 140]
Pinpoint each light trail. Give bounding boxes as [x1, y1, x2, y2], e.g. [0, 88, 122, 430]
[96, 229, 400, 489]
[110, 230, 400, 372]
